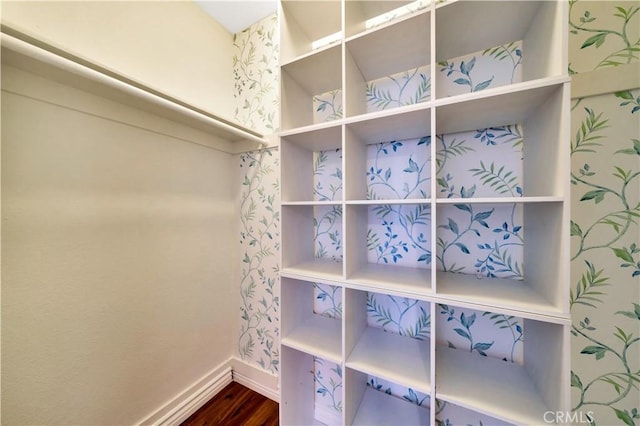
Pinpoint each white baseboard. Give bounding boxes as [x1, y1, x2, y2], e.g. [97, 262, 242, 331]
[230, 357, 280, 402]
[136, 360, 233, 426]
[136, 357, 280, 425]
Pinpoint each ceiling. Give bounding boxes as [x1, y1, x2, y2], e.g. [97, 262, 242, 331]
[195, 0, 278, 33]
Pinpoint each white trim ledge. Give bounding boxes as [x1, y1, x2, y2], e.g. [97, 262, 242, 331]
[231, 357, 280, 402]
[135, 358, 279, 426]
[136, 360, 233, 426]
[571, 62, 640, 98]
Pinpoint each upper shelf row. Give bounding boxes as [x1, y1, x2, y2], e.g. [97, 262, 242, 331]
[280, 0, 567, 131]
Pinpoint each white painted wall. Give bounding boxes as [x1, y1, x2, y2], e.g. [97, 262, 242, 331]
[1, 0, 236, 119]
[1, 65, 236, 425]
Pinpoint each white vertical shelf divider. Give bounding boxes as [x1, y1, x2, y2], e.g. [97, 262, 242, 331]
[279, 1, 570, 425]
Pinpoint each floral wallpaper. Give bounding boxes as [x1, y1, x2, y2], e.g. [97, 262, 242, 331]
[238, 148, 280, 373]
[436, 126, 523, 199]
[436, 203, 523, 279]
[366, 66, 431, 111]
[365, 137, 432, 268]
[314, 90, 343, 123]
[569, 1, 639, 425]
[437, 305, 524, 364]
[437, 41, 523, 97]
[568, 1, 639, 74]
[232, 13, 280, 133]
[234, 2, 640, 425]
[235, 15, 282, 375]
[314, 357, 343, 425]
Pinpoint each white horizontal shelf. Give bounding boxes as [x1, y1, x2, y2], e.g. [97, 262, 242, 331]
[346, 199, 431, 205]
[282, 201, 343, 206]
[347, 263, 432, 295]
[281, 77, 569, 137]
[281, 314, 342, 363]
[280, 122, 342, 151]
[352, 386, 431, 426]
[347, 327, 431, 395]
[281, 259, 344, 282]
[282, 43, 342, 96]
[436, 196, 564, 204]
[281, 39, 342, 68]
[345, 105, 432, 143]
[434, 77, 568, 134]
[436, 345, 551, 425]
[436, 272, 567, 321]
[280, 119, 343, 137]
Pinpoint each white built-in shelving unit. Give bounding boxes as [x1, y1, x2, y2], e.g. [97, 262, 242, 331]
[279, 0, 570, 424]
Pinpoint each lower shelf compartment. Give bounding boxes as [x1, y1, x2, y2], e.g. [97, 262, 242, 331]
[281, 314, 342, 363]
[352, 387, 431, 425]
[436, 346, 552, 425]
[347, 326, 431, 395]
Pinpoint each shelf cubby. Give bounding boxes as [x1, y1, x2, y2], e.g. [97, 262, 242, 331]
[344, 107, 432, 201]
[345, 368, 431, 425]
[435, 201, 567, 315]
[435, 0, 566, 93]
[435, 80, 569, 198]
[281, 124, 342, 202]
[281, 347, 341, 426]
[435, 313, 569, 425]
[280, 0, 342, 64]
[345, 9, 431, 117]
[344, 289, 432, 395]
[281, 204, 344, 281]
[281, 277, 342, 362]
[281, 44, 343, 130]
[345, 203, 432, 294]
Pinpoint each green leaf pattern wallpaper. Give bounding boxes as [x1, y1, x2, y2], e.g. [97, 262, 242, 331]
[569, 1, 639, 425]
[233, 14, 280, 134]
[238, 149, 280, 374]
[235, 14, 281, 375]
[234, 1, 639, 424]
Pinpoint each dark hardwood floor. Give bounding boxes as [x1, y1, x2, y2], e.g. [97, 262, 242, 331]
[181, 381, 279, 426]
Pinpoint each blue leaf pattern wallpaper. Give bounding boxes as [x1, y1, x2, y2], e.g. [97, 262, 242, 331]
[233, 1, 639, 424]
[437, 203, 523, 279]
[436, 127, 523, 199]
[313, 148, 344, 264]
[313, 284, 343, 424]
[314, 90, 343, 123]
[366, 66, 431, 111]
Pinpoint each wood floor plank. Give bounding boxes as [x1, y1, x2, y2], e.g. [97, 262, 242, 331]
[181, 381, 279, 426]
